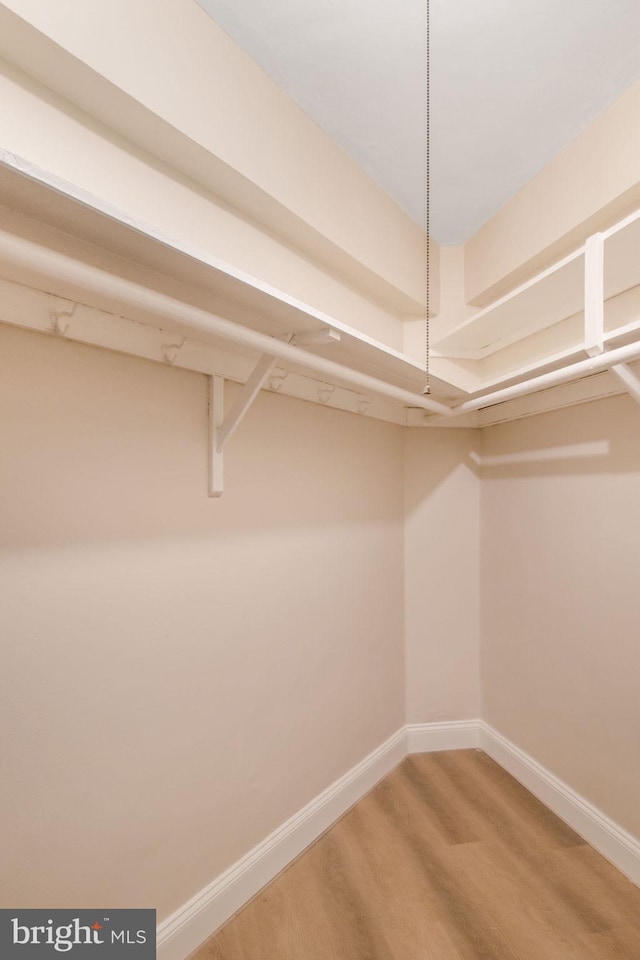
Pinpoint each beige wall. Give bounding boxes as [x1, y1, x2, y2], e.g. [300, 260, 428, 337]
[0, 322, 406, 919]
[6, 311, 640, 925]
[481, 395, 640, 839]
[404, 428, 481, 722]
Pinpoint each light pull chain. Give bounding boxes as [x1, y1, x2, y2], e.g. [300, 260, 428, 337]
[423, 0, 431, 395]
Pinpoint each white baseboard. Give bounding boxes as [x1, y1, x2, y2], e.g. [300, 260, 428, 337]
[406, 719, 480, 753]
[157, 727, 407, 960]
[157, 719, 640, 960]
[479, 721, 640, 888]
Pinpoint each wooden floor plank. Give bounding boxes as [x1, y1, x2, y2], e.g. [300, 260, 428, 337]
[192, 750, 640, 960]
[408, 752, 615, 938]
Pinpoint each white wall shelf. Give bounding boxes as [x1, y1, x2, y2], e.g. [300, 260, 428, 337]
[0, 151, 460, 406]
[3, 149, 640, 448]
[434, 248, 586, 361]
[430, 207, 640, 414]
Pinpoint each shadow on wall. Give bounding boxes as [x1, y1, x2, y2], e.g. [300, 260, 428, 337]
[471, 394, 640, 480]
[403, 426, 481, 518]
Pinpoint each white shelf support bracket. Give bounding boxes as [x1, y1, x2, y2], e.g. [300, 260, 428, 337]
[209, 352, 283, 497]
[217, 353, 279, 451]
[584, 233, 605, 357]
[208, 375, 225, 498]
[291, 328, 341, 347]
[609, 363, 640, 407]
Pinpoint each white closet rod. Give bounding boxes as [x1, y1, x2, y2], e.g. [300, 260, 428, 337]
[2, 228, 639, 419]
[0, 230, 451, 417]
[451, 340, 640, 415]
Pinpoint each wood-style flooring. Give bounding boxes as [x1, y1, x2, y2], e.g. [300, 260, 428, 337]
[192, 749, 640, 959]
